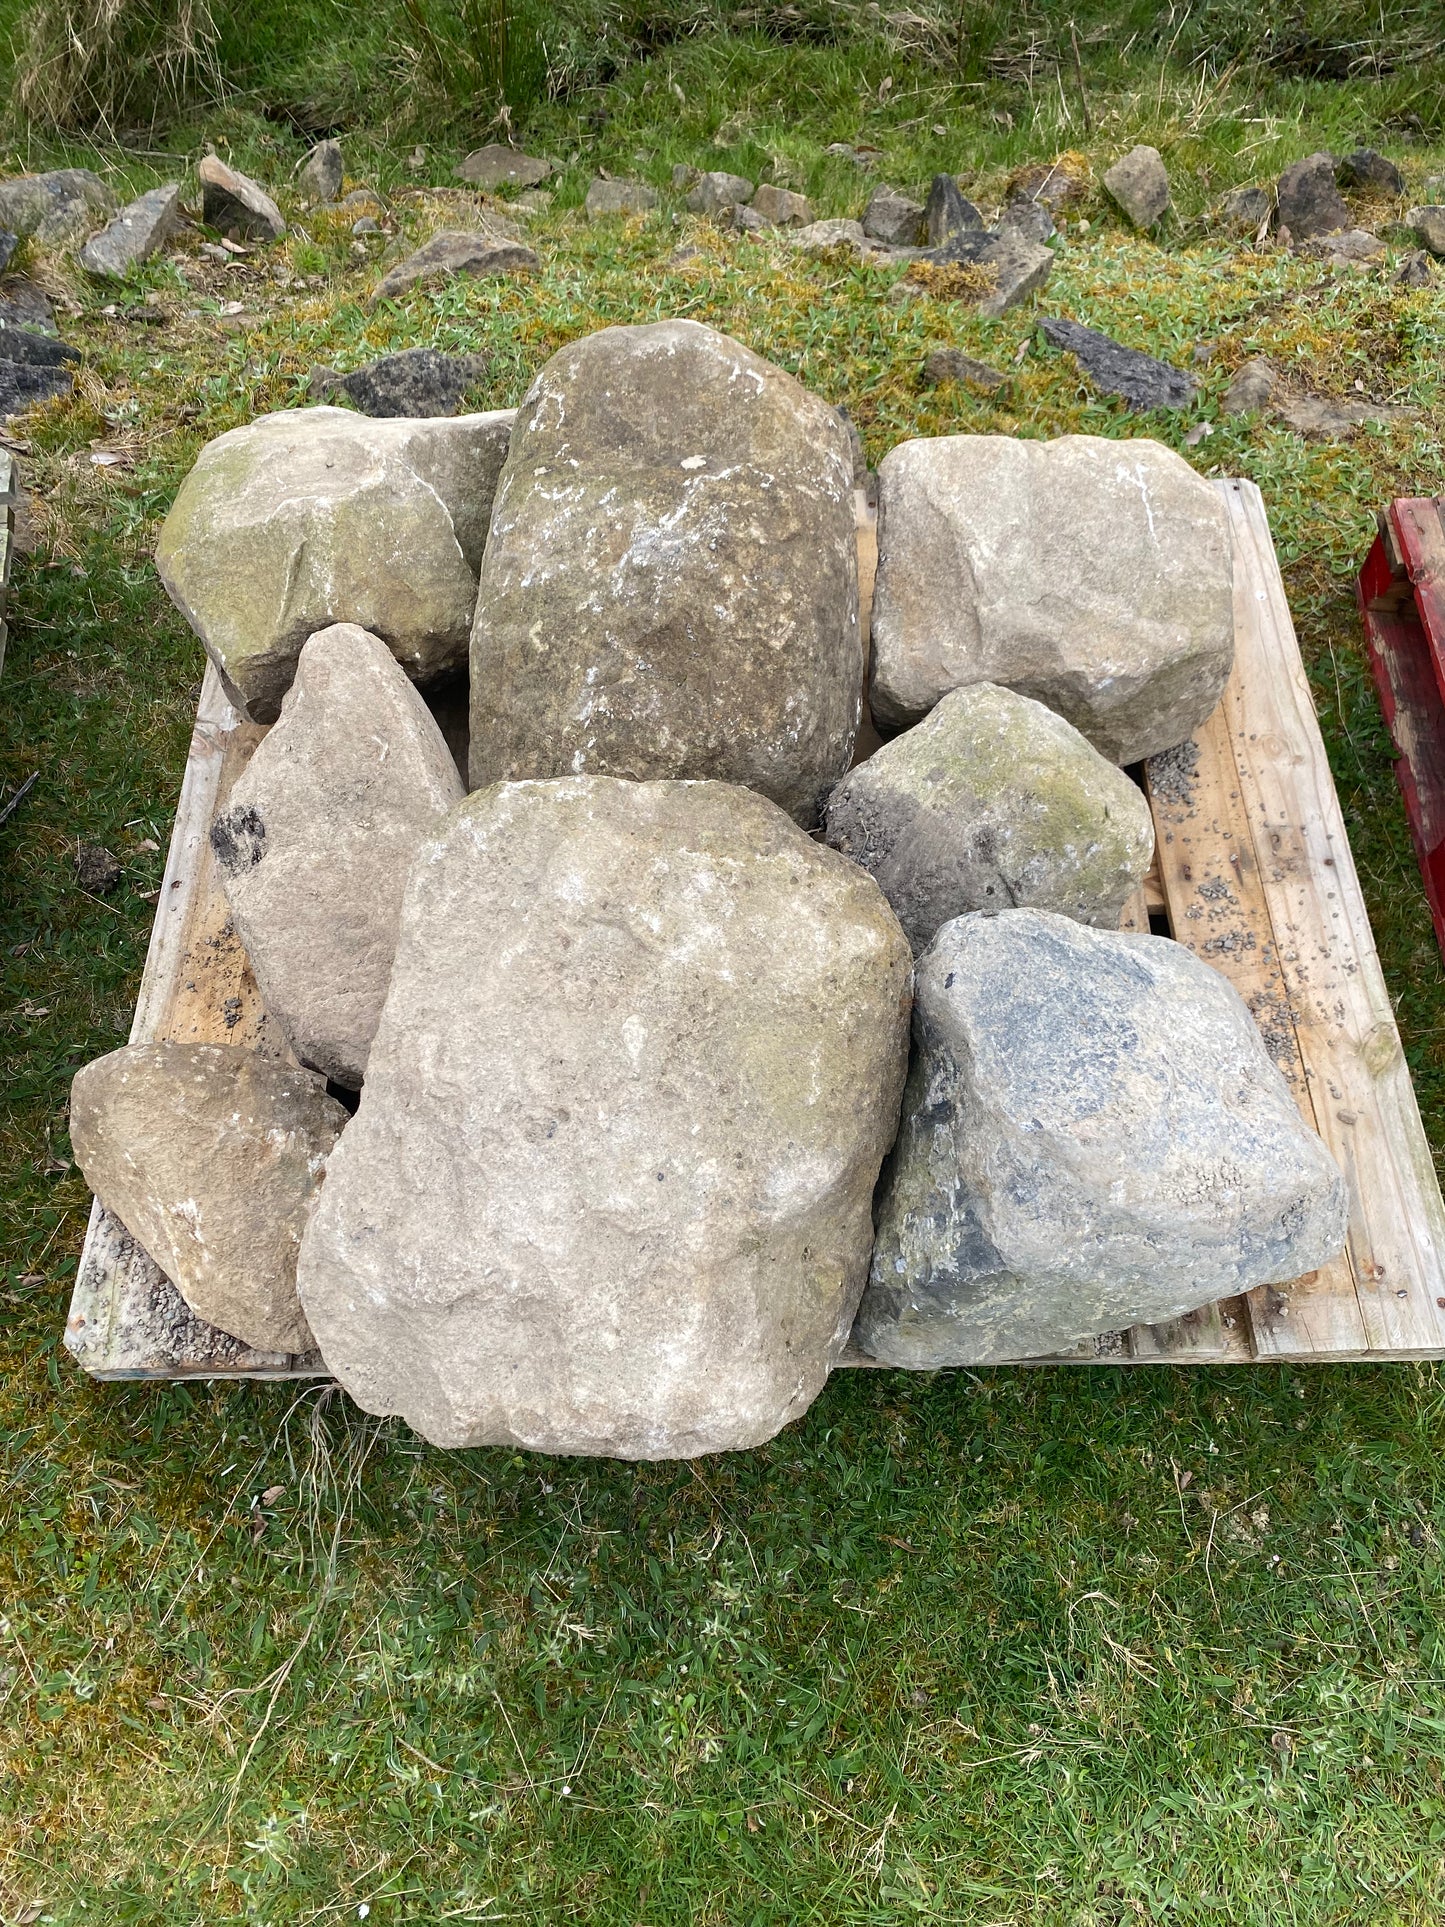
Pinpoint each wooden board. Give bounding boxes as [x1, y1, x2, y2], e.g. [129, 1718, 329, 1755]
[66, 479, 1445, 1377]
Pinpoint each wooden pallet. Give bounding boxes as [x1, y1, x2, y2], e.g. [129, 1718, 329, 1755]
[64, 478, 1445, 1379]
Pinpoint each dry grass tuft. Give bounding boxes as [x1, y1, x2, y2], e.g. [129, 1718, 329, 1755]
[9, 0, 224, 136]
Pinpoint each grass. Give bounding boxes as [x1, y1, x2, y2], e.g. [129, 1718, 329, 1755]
[3, 16, 1445, 1921]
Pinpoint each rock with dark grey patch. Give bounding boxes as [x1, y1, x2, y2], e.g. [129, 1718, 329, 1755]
[853, 910, 1348, 1367]
[823, 683, 1155, 953]
[1103, 144, 1170, 228]
[0, 279, 55, 333]
[1336, 148, 1404, 196]
[924, 174, 984, 246]
[973, 230, 1054, 317]
[213, 623, 464, 1087]
[299, 139, 344, 204]
[372, 222, 538, 300]
[328, 347, 490, 418]
[79, 183, 184, 278]
[0, 232, 14, 273]
[585, 178, 658, 219]
[1223, 357, 1277, 414]
[1220, 184, 1271, 232]
[749, 183, 812, 226]
[470, 320, 860, 827]
[0, 326, 75, 413]
[869, 432, 1233, 762]
[1396, 249, 1434, 287]
[1039, 315, 1196, 410]
[1302, 226, 1385, 264]
[686, 170, 754, 214]
[455, 144, 552, 191]
[922, 347, 1005, 391]
[1409, 206, 1445, 256]
[296, 776, 912, 1457]
[1276, 152, 1348, 241]
[998, 196, 1054, 244]
[199, 155, 286, 241]
[70, 1041, 347, 1354]
[0, 168, 114, 244]
[728, 204, 770, 234]
[156, 405, 515, 720]
[863, 186, 925, 246]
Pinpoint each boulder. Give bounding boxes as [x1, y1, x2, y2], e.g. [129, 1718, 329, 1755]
[749, 183, 812, 227]
[469, 319, 860, 827]
[299, 139, 344, 204]
[1223, 357, 1277, 414]
[372, 223, 538, 300]
[686, 170, 754, 214]
[1220, 184, 1271, 233]
[1276, 152, 1348, 241]
[325, 347, 490, 418]
[924, 174, 984, 246]
[1039, 314, 1196, 410]
[212, 624, 464, 1086]
[1409, 206, 1445, 257]
[0, 168, 114, 244]
[585, 178, 658, 218]
[198, 155, 285, 241]
[156, 405, 515, 721]
[78, 183, 184, 278]
[922, 347, 1005, 391]
[297, 777, 911, 1457]
[823, 683, 1155, 953]
[455, 144, 552, 190]
[1336, 148, 1404, 195]
[70, 1041, 347, 1355]
[1103, 145, 1171, 227]
[869, 432, 1233, 762]
[862, 186, 925, 246]
[854, 910, 1348, 1366]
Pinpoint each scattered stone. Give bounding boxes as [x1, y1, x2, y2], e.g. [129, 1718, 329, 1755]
[0, 325, 74, 369]
[1275, 395, 1409, 437]
[156, 405, 515, 720]
[0, 279, 56, 333]
[0, 231, 15, 273]
[686, 170, 754, 214]
[998, 196, 1054, 244]
[325, 347, 490, 418]
[0, 168, 115, 245]
[1102, 144, 1171, 228]
[1007, 159, 1088, 212]
[75, 843, 122, 894]
[749, 182, 813, 226]
[1039, 314, 1196, 411]
[78, 183, 184, 278]
[71, 1041, 346, 1355]
[1408, 206, 1445, 256]
[922, 347, 1006, 391]
[334, 188, 387, 215]
[470, 319, 860, 827]
[198, 155, 286, 242]
[512, 187, 552, 214]
[213, 624, 465, 1086]
[1276, 152, 1348, 241]
[727, 204, 770, 234]
[1336, 148, 1405, 196]
[854, 910, 1347, 1366]
[299, 139, 344, 204]
[296, 777, 911, 1457]
[455, 144, 551, 191]
[972, 230, 1054, 317]
[787, 216, 870, 256]
[924, 173, 984, 246]
[823, 684, 1155, 953]
[1223, 357, 1278, 414]
[825, 142, 880, 168]
[0, 326, 75, 414]
[372, 222, 537, 300]
[352, 216, 380, 237]
[671, 163, 699, 191]
[1302, 226, 1385, 264]
[869, 431, 1233, 762]
[1396, 249, 1434, 288]
[584, 178, 659, 219]
[862, 186, 925, 246]
[1220, 184, 1272, 233]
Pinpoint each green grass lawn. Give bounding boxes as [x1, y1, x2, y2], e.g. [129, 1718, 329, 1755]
[4, 20, 1445, 1921]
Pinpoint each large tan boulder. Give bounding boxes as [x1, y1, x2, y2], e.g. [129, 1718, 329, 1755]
[211, 624, 465, 1086]
[156, 406, 514, 722]
[70, 1042, 348, 1354]
[297, 777, 912, 1458]
[468, 319, 861, 827]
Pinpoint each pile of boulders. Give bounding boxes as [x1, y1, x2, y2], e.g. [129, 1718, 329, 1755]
[71, 316, 1348, 1455]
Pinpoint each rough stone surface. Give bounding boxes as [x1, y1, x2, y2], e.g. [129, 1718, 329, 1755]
[299, 139, 344, 204]
[869, 432, 1234, 762]
[1409, 206, 1445, 256]
[998, 196, 1055, 243]
[213, 624, 464, 1086]
[0, 279, 54, 333]
[1396, 249, 1434, 287]
[79, 183, 184, 278]
[1221, 184, 1272, 232]
[1039, 314, 1196, 410]
[1276, 152, 1349, 240]
[0, 326, 74, 414]
[0, 168, 114, 244]
[924, 174, 984, 246]
[585, 178, 658, 218]
[1103, 144, 1171, 227]
[156, 405, 515, 721]
[823, 684, 1155, 953]
[71, 1041, 347, 1354]
[0, 231, 14, 273]
[199, 155, 286, 241]
[686, 170, 754, 214]
[1223, 357, 1278, 414]
[922, 347, 1005, 391]
[728, 204, 770, 234]
[749, 183, 812, 226]
[855, 910, 1348, 1366]
[297, 777, 912, 1457]
[788, 216, 870, 255]
[1302, 226, 1385, 264]
[372, 223, 537, 300]
[1008, 161, 1089, 211]
[973, 231, 1054, 317]
[329, 347, 490, 417]
[1276, 394, 1409, 437]
[863, 186, 925, 245]
[470, 320, 860, 826]
[1336, 148, 1405, 195]
[455, 144, 552, 190]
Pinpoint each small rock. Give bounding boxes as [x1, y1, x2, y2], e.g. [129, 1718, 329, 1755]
[78, 183, 184, 278]
[351, 216, 379, 237]
[998, 196, 1055, 244]
[853, 910, 1347, 1366]
[512, 188, 552, 214]
[924, 173, 984, 246]
[0, 230, 16, 273]
[0, 168, 115, 245]
[922, 347, 1006, 391]
[727, 204, 771, 234]
[671, 163, 699, 191]
[787, 217, 872, 256]
[973, 230, 1054, 318]
[334, 188, 386, 215]
[584, 178, 659, 219]
[0, 325, 74, 370]
[328, 346, 489, 418]
[75, 843, 122, 894]
[823, 684, 1155, 953]
[372, 223, 538, 300]
[1336, 148, 1405, 196]
[1408, 206, 1445, 256]
[1102, 144, 1171, 228]
[296, 777, 911, 1457]
[1007, 160, 1088, 212]
[1301, 226, 1385, 264]
[454, 144, 552, 191]
[1276, 394, 1409, 437]
[70, 1040, 346, 1354]
[0, 326, 75, 415]
[1223, 357, 1277, 414]
[0, 279, 56, 333]
[749, 182, 813, 227]
[1220, 184, 1272, 233]
[213, 624, 465, 1086]
[1276, 152, 1348, 241]
[1039, 314, 1196, 410]
[825, 142, 880, 168]
[299, 139, 344, 205]
[198, 155, 286, 242]
[1396, 249, 1434, 287]
[685, 170, 754, 215]
[862, 186, 925, 246]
